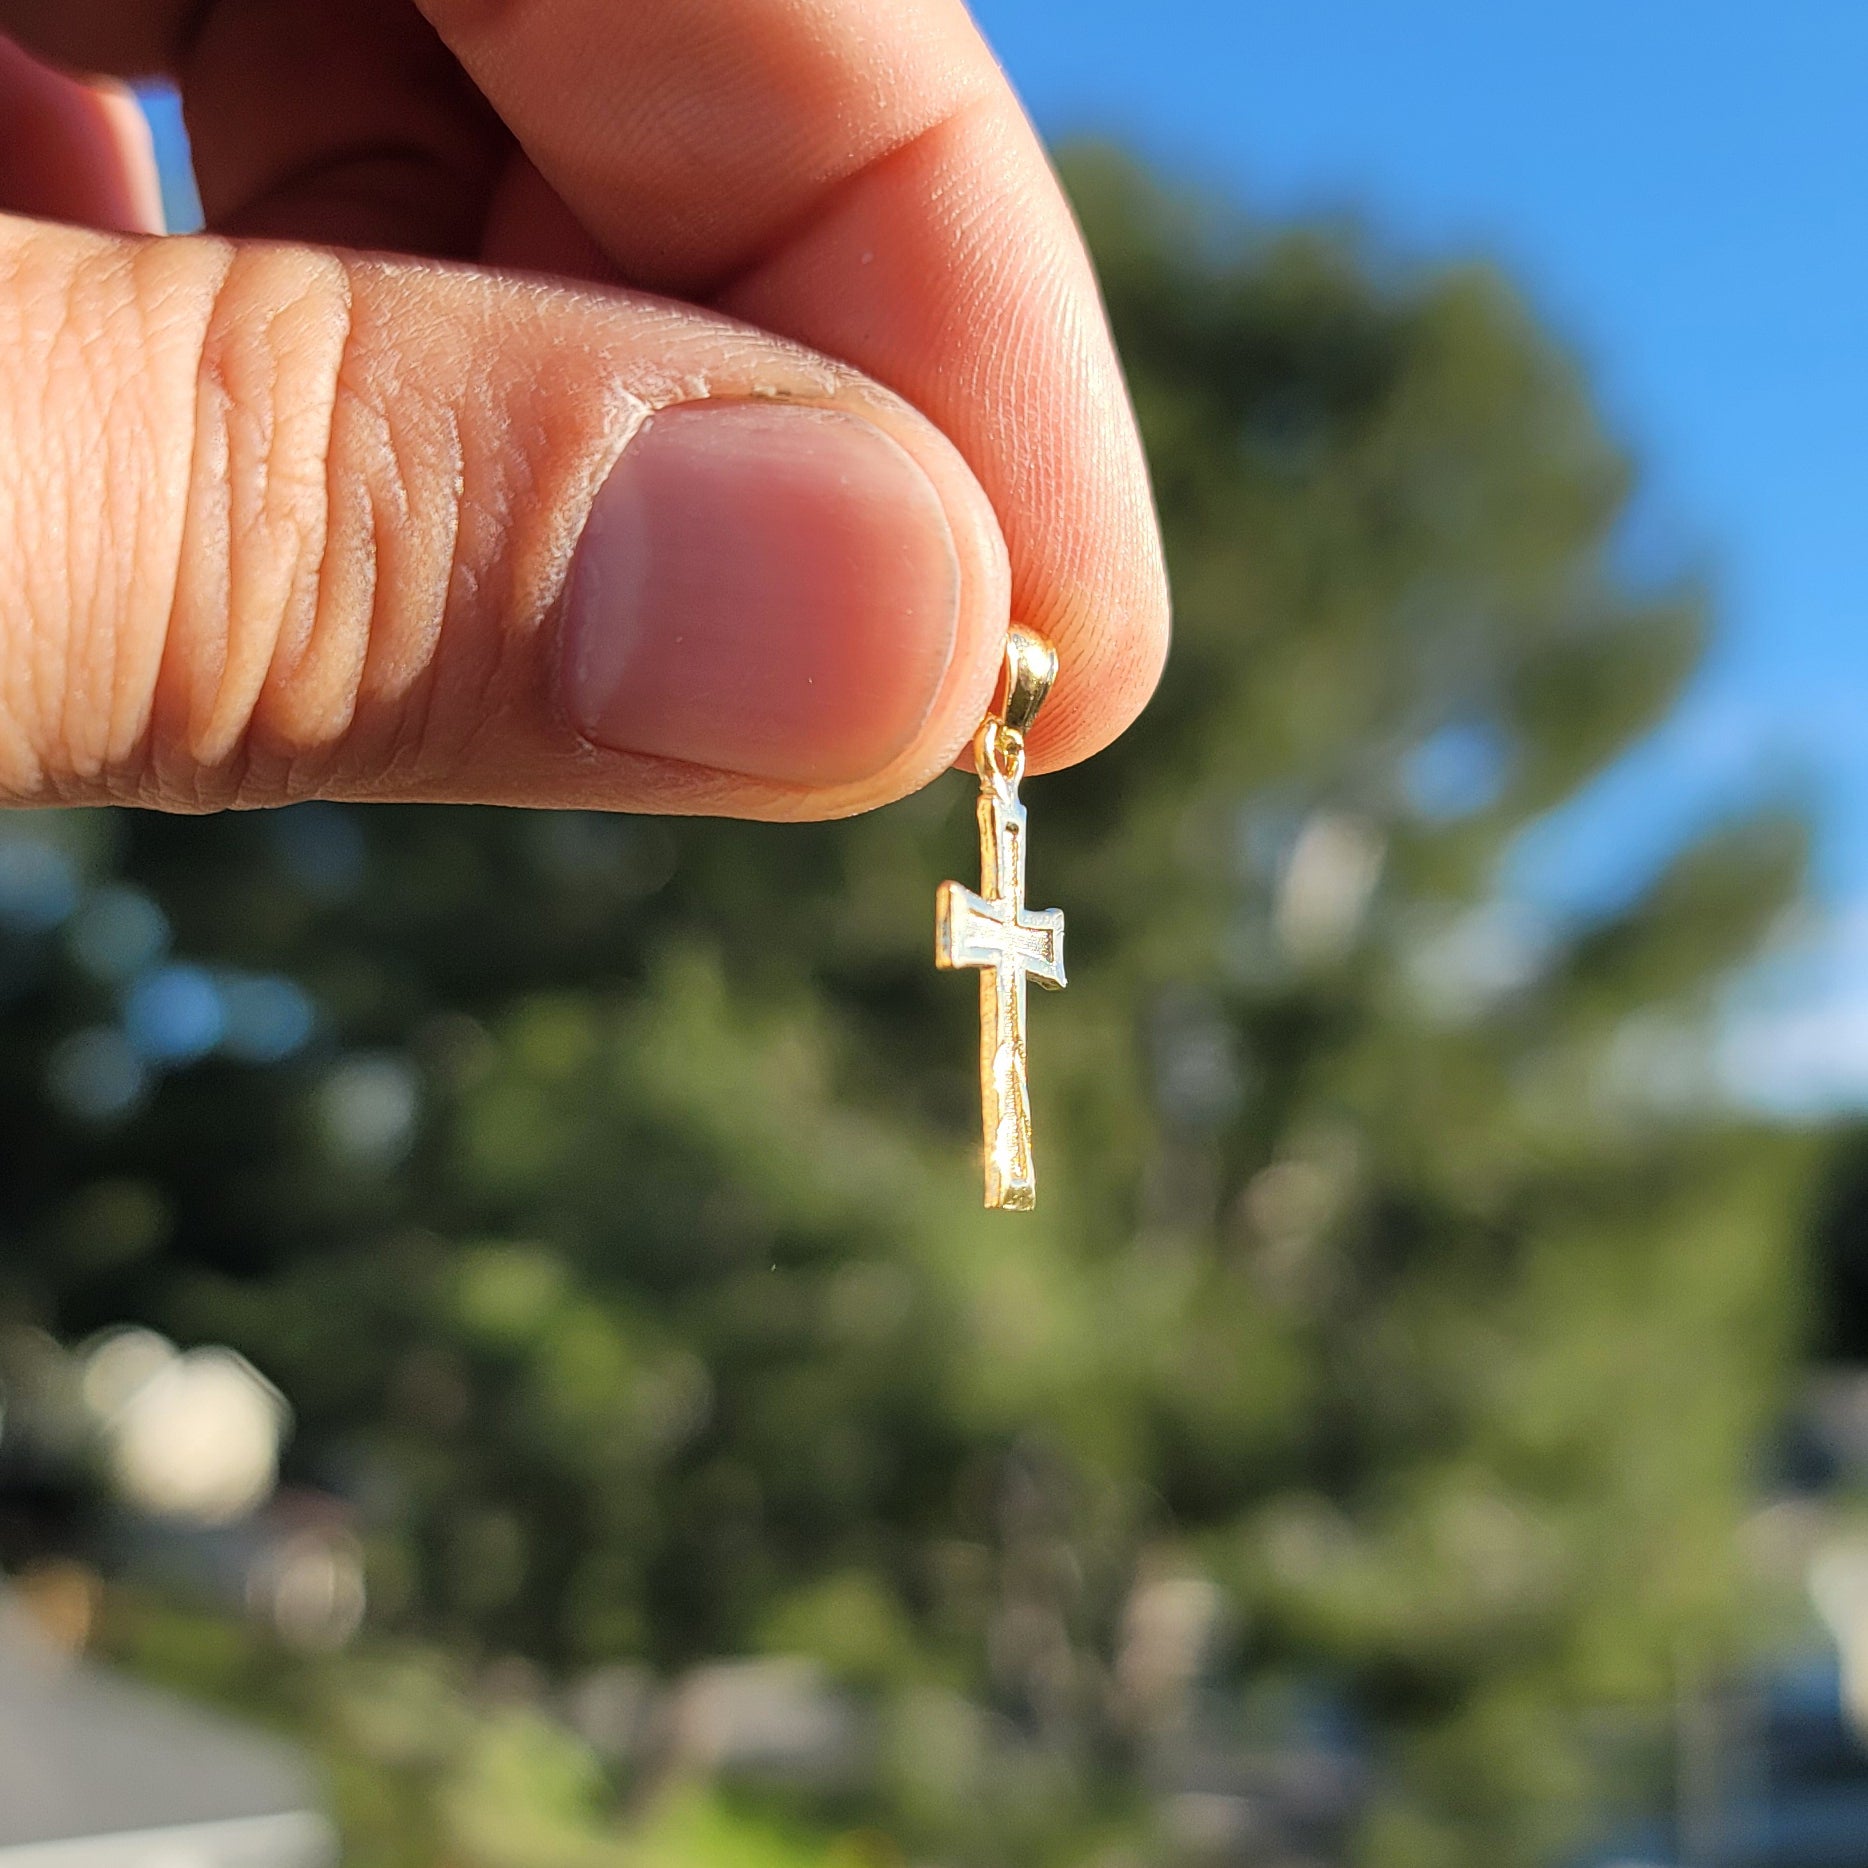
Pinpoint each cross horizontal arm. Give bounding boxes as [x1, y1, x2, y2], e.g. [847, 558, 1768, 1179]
[1017, 908, 1067, 987]
[935, 882, 998, 970]
[935, 884, 1066, 986]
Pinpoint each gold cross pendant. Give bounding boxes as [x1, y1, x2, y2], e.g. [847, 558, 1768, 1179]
[936, 628, 1066, 1210]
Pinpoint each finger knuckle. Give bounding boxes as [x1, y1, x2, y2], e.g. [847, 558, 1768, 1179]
[155, 241, 367, 803]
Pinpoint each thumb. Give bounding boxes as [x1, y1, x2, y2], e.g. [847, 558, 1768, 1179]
[0, 217, 1010, 816]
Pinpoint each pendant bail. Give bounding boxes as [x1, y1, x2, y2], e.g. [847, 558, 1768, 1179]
[997, 625, 1059, 739]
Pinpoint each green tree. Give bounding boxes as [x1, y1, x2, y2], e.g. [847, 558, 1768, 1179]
[0, 151, 1812, 1865]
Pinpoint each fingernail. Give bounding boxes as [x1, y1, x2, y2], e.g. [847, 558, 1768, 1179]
[562, 401, 961, 788]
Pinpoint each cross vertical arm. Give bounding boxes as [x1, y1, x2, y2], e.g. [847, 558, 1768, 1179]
[933, 629, 1066, 1210]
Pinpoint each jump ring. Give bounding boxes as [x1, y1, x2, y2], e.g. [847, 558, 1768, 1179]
[974, 719, 1026, 789]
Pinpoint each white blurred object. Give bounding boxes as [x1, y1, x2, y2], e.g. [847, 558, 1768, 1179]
[565, 1663, 658, 1763]
[1116, 1569, 1229, 1734]
[80, 1329, 176, 1420]
[666, 1659, 863, 1788]
[1808, 1535, 1868, 1733]
[80, 1330, 289, 1526]
[313, 1055, 419, 1169]
[247, 1527, 366, 1653]
[1274, 811, 1383, 965]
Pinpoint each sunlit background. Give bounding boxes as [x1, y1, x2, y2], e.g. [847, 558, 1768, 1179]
[8, 6, 1868, 1868]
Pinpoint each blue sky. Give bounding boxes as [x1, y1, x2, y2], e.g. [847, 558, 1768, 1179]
[143, 4, 1868, 1103]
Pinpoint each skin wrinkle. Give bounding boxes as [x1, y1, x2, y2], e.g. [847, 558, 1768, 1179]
[92, 247, 156, 771]
[196, 276, 263, 795]
[54, 244, 136, 784]
[48, 257, 89, 778]
[83, 297, 145, 774]
[466, 438, 541, 775]
[42, 255, 75, 773]
[153, 238, 238, 788]
[321, 278, 477, 802]
[361, 359, 453, 794]
[489, 405, 624, 760]
[262, 254, 367, 763]
[25, 245, 74, 785]
[386, 348, 493, 793]
[169, 245, 353, 791]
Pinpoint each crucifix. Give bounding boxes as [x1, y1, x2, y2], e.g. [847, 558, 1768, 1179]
[936, 628, 1066, 1210]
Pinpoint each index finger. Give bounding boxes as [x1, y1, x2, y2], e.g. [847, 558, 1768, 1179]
[417, 0, 1170, 772]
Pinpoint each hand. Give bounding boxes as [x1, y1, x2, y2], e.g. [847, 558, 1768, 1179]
[0, 2, 1167, 817]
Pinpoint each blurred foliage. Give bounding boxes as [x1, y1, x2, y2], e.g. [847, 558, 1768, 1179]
[0, 149, 1819, 1865]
